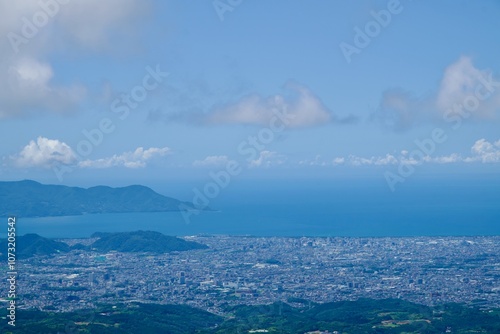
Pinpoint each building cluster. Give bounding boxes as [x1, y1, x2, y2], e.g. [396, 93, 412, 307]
[2, 235, 499, 315]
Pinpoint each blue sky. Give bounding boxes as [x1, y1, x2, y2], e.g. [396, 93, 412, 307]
[0, 0, 499, 191]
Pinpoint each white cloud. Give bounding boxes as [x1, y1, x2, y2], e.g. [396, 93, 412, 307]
[79, 147, 170, 169]
[466, 138, 500, 163]
[10, 137, 171, 169]
[204, 82, 335, 128]
[193, 155, 230, 167]
[373, 56, 500, 130]
[11, 136, 77, 168]
[249, 151, 285, 168]
[471, 138, 494, 155]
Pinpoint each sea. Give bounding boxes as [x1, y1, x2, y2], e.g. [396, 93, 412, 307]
[10, 175, 500, 239]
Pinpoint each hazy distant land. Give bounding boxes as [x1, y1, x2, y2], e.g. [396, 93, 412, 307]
[0, 230, 207, 258]
[0, 180, 198, 217]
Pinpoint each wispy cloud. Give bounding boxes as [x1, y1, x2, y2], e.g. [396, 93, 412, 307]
[78, 147, 170, 168]
[163, 81, 357, 129]
[0, 0, 150, 119]
[372, 57, 500, 131]
[0, 57, 86, 119]
[330, 139, 500, 166]
[299, 155, 329, 166]
[54, 0, 150, 50]
[207, 82, 333, 128]
[249, 151, 286, 168]
[193, 155, 230, 167]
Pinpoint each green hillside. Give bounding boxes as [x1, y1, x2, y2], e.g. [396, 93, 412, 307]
[2, 299, 499, 333]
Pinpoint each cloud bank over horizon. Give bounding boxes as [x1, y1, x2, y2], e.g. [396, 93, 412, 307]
[8, 136, 500, 172]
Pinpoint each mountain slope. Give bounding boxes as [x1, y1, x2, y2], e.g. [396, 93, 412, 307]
[0, 233, 70, 259]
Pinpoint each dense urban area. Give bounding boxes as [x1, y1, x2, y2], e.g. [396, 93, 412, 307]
[3, 235, 500, 316]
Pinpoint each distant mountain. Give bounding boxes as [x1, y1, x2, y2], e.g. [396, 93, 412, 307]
[0, 233, 70, 259]
[90, 230, 208, 253]
[0, 180, 197, 217]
